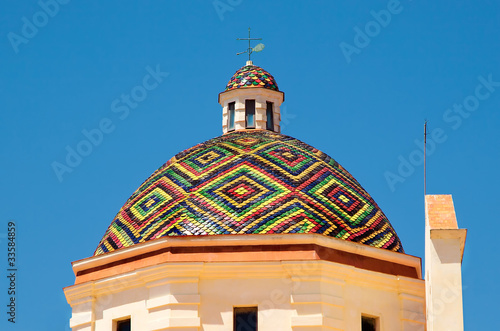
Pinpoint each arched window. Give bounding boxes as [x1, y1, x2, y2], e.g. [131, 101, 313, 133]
[245, 100, 255, 129]
[228, 102, 235, 131]
[266, 102, 274, 131]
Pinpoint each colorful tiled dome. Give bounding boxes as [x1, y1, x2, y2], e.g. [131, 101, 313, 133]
[224, 64, 279, 91]
[95, 131, 403, 255]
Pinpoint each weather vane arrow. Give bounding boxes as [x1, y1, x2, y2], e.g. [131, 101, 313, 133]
[237, 27, 265, 62]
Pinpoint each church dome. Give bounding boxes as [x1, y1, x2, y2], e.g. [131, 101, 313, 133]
[95, 130, 403, 256]
[224, 64, 279, 92]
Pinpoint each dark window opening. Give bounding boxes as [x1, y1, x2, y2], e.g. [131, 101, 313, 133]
[266, 102, 274, 131]
[228, 102, 235, 131]
[361, 316, 377, 331]
[245, 100, 255, 129]
[116, 318, 131, 331]
[234, 307, 258, 331]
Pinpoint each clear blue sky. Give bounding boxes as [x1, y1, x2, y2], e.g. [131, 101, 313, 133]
[1, 0, 498, 329]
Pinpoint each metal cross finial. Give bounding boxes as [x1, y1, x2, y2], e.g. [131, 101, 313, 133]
[236, 27, 265, 61]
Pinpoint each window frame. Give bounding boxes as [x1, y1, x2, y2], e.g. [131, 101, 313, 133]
[228, 101, 235, 131]
[114, 317, 131, 331]
[245, 99, 256, 129]
[234, 306, 258, 331]
[266, 101, 274, 131]
[361, 315, 379, 331]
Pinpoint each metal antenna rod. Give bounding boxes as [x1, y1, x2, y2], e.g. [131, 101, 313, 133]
[424, 120, 428, 196]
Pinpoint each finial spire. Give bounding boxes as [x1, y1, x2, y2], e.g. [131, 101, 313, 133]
[237, 27, 265, 62]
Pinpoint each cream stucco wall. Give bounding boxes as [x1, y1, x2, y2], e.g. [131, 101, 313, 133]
[219, 87, 284, 134]
[424, 195, 466, 331]
[66, 260, 425, 331]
